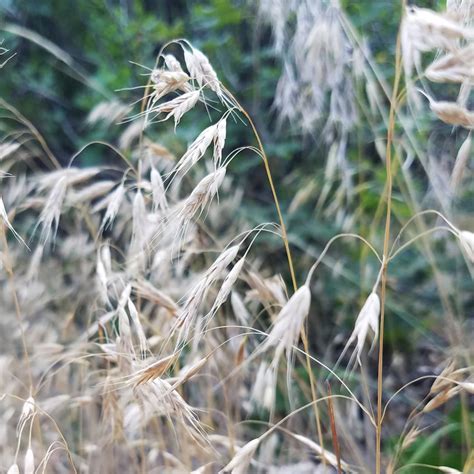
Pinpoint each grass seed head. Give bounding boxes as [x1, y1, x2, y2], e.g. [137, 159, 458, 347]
[133, 353, 178, 386]
[339, 291, 380, 367]
[87, 100, 130, 126]
[150, 90, 200, 128]
[214, 117, 227, 167]
[459, 381, 474, 393]
[24, 448, 34, 474]
[96, 183, 126, 232]
[250, 362, 275, 411]
[150, 69, 191, 102]
[172, 123, 218, 178]
[0, 142, 20, 160]
[293, 434, 350, 471]
[184, 47, 222, 95]
[163, 54, 184, 72]
[6, 464, 19, 474]
[259, 285, 311, 361]
[151, 168, 167, 212]
[179, 167, 226, 221]
[230, 291, 250, 325]
[222, 437, 260, 474]
[37, 176, 67, 244]
[208, 257, 245, 319]
[450, 133, 472, 192]
[426, 45, 474, 83]
[430, 100, 474, 128]
[458, 230, 474, 261]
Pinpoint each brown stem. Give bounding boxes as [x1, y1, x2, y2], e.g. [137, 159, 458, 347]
[327, 382, 342, 474]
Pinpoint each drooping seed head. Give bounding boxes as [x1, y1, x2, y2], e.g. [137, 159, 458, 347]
[24, 448, 35, 474]
[338, 291, 381, 367]
[259, 285, 311, 361]
[458, 230, 474, 262]
[6, 464, 19, 474]
[184, 47, 222, 95]
[222, 437, 260, 474]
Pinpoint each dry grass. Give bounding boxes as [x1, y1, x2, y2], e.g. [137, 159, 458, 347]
[0, 2, 473, 473]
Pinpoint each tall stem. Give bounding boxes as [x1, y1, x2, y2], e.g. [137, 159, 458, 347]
[245, 109, 327, 454]
[376, 4, 404, 472]
[222, 89, 297, 291]
[242, 111, 298, 290]
[223, 89, 325, 455]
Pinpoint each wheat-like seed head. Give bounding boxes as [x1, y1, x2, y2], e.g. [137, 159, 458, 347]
[147, 90, 200, 128]
[206, 256, 245, 322]
[36, 176, 67, 244]
[428, 99, 474, 129]
[151, 168, 167, 212]
[184, 47, 222, 95]
[258, 285, 311, 362]
[338, 291, 381, 368]
[250, 361, 275, 411]
[1, 13, 472, 472]
[87, 100, 131, 126]
[17, 397, 35, 437]
[458, 230, 474, 261]
[24, 448, 34, 474]
[450, 133, 472, 192]
[6, 464, 19, 474]
[426, 44, 474, 83]
[221, 437, 260, 474]
[150, 69, 191, 102]
[293, 433, 351, 471]
[230, 291, 250, 325]
[171, 122, 219, 179]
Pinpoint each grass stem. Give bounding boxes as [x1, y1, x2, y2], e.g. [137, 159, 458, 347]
[376, 3, 405, 472]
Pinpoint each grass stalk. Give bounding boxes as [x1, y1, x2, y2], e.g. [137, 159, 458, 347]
[222, 90, 326, 458]
[224, 90, 297, 291]
[326, 382, 342, 474]
[375, 3, 405, 472]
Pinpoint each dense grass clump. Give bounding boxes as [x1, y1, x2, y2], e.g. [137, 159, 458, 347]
[0, 2, 473, 473]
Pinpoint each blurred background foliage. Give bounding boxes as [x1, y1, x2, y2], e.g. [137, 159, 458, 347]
[0, 0, 471, 469]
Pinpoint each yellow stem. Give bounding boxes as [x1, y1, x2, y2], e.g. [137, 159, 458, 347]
[376, 3, 405, 472]
[222, 88, 297, 291]
[223, 88, 325, 456]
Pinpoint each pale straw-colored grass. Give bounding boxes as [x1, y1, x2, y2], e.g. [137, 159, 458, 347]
[0, 2, 473, 473]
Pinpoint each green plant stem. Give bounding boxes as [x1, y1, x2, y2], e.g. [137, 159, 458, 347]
[376, 4, 405, 473]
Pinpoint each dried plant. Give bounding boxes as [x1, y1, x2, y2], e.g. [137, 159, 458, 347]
[0, 2, 472, 473]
